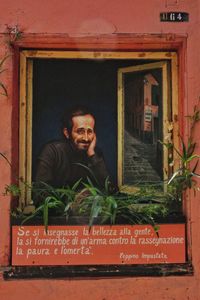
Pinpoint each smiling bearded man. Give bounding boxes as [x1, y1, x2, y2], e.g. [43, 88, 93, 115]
[35, 106, 112, 192]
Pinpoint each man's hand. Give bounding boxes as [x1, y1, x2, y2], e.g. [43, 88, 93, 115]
[87, 133, 96, 157]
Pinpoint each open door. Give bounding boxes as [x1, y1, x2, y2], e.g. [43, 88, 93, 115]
[118, 61, 171, 191]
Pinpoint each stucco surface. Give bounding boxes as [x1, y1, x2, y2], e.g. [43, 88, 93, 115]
[0, 1, 200, 299]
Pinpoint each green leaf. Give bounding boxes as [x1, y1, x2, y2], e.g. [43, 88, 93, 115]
[159, 140, 173, 150]
[180, 136, 187, 160]
[173, 146, 182, 158]
[168, 169, 182, 185]
[187, 141, 196, 157]
[75, 162, 99, 185]
[71, 178, 82, 191]
[43, 198, 50, 232]
[187, 154, 200, 163]
[4, 184, 21, 197]
[104, 176, 112, 194]
[89, 195, 103, 228]
[83, 182, 100, 196]
[64, 202, 73, 214]
[191, 172, 200, 178]
[21, 205, 43, 225]
[192, 160, 199, 173]
[86, 177, 95, 189]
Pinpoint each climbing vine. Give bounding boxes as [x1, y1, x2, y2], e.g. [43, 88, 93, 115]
[0, 54, 9, 97]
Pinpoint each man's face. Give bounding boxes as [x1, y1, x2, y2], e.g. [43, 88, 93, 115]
[70, 114, 95, 151]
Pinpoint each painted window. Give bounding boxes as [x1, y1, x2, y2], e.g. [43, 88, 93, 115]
[19, 50, 178, 208]
[9, 49, 190, 271]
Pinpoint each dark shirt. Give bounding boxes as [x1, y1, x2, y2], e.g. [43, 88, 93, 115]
[35, 139, 110, 189]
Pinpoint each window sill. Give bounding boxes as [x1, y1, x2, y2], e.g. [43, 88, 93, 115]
[3, 263, 193, 280]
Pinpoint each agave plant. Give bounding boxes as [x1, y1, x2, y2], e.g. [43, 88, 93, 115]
[21, 195, 65, 232]
[167, 136, 200, 189]
[21, 179, 83, 231]
[161, 101, 200, 203]
[74, 177, 167, 231]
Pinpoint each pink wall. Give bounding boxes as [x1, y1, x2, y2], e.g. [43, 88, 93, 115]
[0, 0, 200, 299]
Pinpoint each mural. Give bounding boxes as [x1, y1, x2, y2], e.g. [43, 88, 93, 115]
[117, 61, 170, 189]
[123, 69, 163, 185]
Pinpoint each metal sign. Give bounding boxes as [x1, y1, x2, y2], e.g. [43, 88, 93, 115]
[160, 12, 189, 22]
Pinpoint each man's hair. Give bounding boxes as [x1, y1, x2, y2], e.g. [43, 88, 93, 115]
[61, 105, 96, 133]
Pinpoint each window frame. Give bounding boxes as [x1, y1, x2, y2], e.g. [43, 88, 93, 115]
[7, 35, 193, 275]
[19, 50, 179, 208]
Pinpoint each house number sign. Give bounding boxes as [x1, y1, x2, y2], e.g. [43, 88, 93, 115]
[160, 12, 189, 22]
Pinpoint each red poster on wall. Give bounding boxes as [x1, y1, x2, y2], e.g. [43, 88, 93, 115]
[12, 224, 185, 266]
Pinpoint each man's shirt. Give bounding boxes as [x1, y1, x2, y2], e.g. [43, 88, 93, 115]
[35, 139, 110, 189]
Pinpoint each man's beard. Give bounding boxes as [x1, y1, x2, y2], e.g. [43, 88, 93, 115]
[77, 140, 90, 150]
[70, 139, 90, 152]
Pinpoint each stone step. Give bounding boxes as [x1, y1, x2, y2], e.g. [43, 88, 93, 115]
[124, 130, 162, 183]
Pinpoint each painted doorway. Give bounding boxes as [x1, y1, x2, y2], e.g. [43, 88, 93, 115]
[118, 62, 170, 188]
